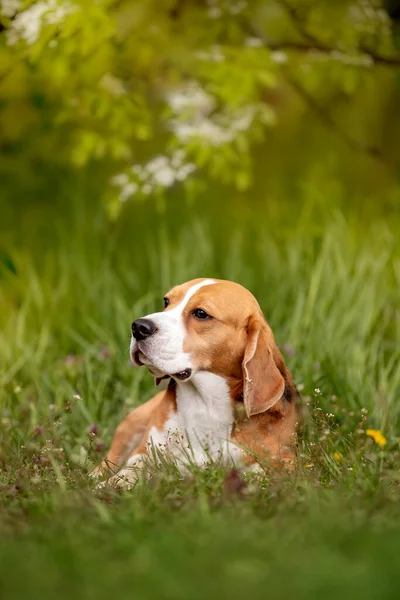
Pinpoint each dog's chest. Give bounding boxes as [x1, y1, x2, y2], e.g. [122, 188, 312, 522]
[147, 373, 240, 466]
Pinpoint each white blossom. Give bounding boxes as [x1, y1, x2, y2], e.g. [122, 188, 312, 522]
[99, 73, 126, 96]
[153, 166, 176, 187]
[166, 81, 259, 147]
[245, 37, 263, 48]
[330, 50, 373, 67]
[171, 149, 186, 168]
[170, 104, 258, 146]
[175, 163, 196, 180]
[171, 120, 233, 145]
[229, 0, 247, 15]
[110, 150, 196, 202]
[167, 82, 216, 117]
[271, 51, 288, 64]
[145, 155, 170, 174]
[7, 0, 76, 46]
[110, 173, 129, 187]
[0, 0, 20, 17]
[142, 183, 152, 195]
[207, 0, 247, 17]
[196, 46, 225, 63]
[231, 105, 257, 131]
[120, 182, 138, 202]
[208, 6, 221, 18]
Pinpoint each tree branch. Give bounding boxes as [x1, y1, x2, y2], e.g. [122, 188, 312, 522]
[284, 71, 384, 162]
[277, 0, 321, 45]
[261, 39, 400, 66]
[272, 0, 400, 67]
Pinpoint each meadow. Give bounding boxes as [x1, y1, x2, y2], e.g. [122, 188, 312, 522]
[2, 1, 400, 595]
[1, 189, 400, 599]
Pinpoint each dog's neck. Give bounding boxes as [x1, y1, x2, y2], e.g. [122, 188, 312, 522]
[174, 371, 235, 447]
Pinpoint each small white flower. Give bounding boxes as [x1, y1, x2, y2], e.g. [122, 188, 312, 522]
[145, 155, 170, 174]
[99, 73, 126, 96]
[271, 51, 288, 64]
[120, 182, 138, 201]
[208, 6, 221, 18]
[229, 0, 247, 15]
[153, 166, 176, 187]
[330, 49, 373, 67]
[245, 37, 263, 48]
[171, 149, 186, 168]
[170, 122, 195, 141]
[231, 105, 256, 131]
[110, 173, 129, 187]
[142, 183, 153, 195]
[175, 163, 196, 180]
[196, 46, 224, 63]
[195, 119, 234, 145]
[167, 82, 216, 116]
[131, 165, 143, 176]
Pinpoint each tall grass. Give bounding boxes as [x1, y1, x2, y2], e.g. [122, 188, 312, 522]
[1, 198, 400, 599]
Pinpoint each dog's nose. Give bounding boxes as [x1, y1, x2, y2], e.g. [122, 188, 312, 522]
[131, 318, 157, 341]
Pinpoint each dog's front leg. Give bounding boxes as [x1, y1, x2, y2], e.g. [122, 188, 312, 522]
[101, 453, 147, 490]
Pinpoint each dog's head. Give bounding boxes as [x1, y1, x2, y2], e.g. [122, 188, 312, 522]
[131, 278, 292, 417]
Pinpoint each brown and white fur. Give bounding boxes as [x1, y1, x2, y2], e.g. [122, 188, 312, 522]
[93, 278, 299, 487]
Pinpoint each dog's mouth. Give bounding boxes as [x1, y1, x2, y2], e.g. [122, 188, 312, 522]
[133, 349, 144, 366]
[173, 368, 192, 381]
[132, 350, 192, 382]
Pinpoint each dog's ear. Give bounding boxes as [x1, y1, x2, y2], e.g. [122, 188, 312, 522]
[242, 314, 285, 418]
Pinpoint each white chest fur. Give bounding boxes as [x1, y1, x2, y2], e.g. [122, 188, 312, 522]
[147, 372, 241, 468]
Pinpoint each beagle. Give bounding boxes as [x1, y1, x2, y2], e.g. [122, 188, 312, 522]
[94, 278, 299, 487]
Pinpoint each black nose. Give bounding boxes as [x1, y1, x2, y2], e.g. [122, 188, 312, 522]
[131, 318, 157, 341]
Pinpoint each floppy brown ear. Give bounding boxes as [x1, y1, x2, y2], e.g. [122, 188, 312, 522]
[242, 314, 285, 418]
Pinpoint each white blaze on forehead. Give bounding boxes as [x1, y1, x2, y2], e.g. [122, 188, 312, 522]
[172, 278, 217, 311]
[131, 279, 217, 375]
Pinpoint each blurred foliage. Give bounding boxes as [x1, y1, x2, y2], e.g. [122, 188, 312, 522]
[1, 0, 400, 218]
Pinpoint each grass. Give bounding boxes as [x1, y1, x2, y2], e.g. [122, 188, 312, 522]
[1, 195, 400, 599]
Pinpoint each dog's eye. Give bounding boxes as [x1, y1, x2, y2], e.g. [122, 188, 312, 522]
[193, 308, 210, 320]
[163, 297, 169, 308]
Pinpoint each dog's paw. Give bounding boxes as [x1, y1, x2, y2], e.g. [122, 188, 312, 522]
[89, 466, 103, 479]
[95, 468, 138, 491]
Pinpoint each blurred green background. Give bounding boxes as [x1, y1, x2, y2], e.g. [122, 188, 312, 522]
[1, 0, 400, 232]
[1, 1, 400, 599]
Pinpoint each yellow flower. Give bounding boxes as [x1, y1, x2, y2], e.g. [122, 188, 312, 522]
[333, 452, 342, 461]
[366, 429, 387, 447]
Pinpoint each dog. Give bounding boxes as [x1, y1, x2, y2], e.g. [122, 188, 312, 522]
[93, 278, 299, 487]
